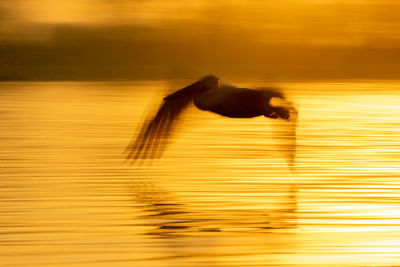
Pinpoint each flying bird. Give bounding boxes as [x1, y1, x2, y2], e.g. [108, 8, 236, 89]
[126, 75, 297, 167]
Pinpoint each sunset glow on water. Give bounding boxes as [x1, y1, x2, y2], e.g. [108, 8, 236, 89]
[1, 82, 400, 266]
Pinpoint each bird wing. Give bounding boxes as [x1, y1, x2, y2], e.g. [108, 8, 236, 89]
[126, 96, 193, 162]
[284, 106, 297, 171]
[271, 97, 298, 171]
[259, 87, 298, 170]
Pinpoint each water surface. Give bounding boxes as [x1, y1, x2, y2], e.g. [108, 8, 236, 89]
[1, 81, 400, 266]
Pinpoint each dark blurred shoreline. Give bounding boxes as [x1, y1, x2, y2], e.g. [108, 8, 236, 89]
[1, 25, 400, 82]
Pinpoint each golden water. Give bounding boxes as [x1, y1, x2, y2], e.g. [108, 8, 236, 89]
[1, 81, 400, 266]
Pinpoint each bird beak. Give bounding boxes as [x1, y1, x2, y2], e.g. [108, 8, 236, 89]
[164, 81, 207, 100]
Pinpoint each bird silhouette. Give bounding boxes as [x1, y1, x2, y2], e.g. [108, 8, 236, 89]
[126, 75, 297, 168]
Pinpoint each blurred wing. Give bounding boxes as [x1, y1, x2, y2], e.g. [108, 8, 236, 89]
[272, 99, 298, 171]
[285, 106, 297, 171]
[126, 97, 193, 162]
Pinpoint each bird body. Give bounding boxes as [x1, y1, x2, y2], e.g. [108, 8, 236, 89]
[194, 85, 285, 118]
[127, 75, 297, 166]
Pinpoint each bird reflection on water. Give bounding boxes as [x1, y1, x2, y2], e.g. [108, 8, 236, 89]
[126, 75, 297, 169]
[132, 179, 298, 237]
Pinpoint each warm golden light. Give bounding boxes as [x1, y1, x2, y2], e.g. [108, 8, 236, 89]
[1, 1, 400, 266]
